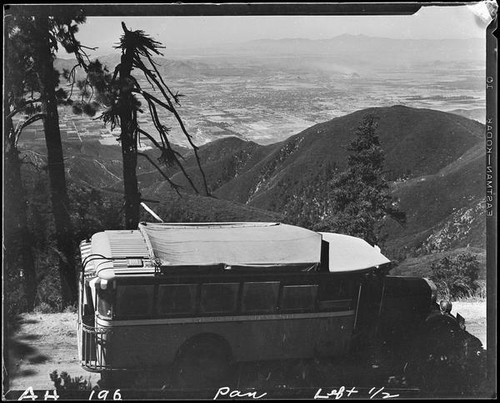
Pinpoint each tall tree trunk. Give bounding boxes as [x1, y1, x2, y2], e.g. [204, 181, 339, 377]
[35, 15, 77, 306]
[119, 44, 141, 230]
[4, 118, 38, 311]
[122, 138, 141, 230]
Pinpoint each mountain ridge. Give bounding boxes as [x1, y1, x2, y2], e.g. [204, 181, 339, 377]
[159, 105, 485, 264]
[18, 105, 486, 275]
[207, 106, 483, 205]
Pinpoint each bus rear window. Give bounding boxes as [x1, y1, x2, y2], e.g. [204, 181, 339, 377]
[116, 285, 153, 317]
[157, 284, 197, 315]
[200, 283, 239, 314]
[242, 282, 279, 313]
[96, 287, 113, 319]
[280, 285, 318, 312]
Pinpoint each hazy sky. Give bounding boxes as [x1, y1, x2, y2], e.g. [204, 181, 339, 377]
[75, 5, 488, 56]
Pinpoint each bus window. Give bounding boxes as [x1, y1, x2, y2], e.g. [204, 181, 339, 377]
[319, 279, 355, 299]
[280, 285, 318, 312]
[116, 285, 153, 317]
[241, 282, 279, 314]
[82, 282, 96, 324]
[96, 287, 114, 319]
[336, 279, 354, 299]
[157, 284, 197, 315]
[200, 283, 239, 314]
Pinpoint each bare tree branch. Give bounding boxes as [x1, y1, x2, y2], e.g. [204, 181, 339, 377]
[137, 62, 210, 196]
[136, 127, 199, 194]
[137, 152, 182, 196]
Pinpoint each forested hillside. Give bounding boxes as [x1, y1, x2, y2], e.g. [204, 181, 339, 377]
[152, 106, 485, 266]
[11, 105, 486, 313]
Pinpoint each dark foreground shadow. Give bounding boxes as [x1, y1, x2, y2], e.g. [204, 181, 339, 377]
[96, 333, 490, 399]
[4, 315, 50, 388]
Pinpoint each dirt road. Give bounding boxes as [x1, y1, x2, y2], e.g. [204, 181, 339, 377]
[452, 300, 487, 348]
[5, 313, 100, 392]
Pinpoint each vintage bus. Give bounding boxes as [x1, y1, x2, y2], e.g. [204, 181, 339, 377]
[77, 222, 436, 387]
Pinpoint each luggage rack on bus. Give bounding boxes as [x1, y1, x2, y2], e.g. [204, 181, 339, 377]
[152, 261, 234, 276]
[80, 323, 115, 372]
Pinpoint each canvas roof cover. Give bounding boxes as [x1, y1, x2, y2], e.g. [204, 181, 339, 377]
[320, 232, 391, 272]
[138, 222, 322, 268]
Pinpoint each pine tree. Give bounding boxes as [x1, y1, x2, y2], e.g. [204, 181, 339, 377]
[4, 15, 45, 311]
[80, 23, 209, 229]
[5, 9, 93, 307]
[4, 109, 40, 312]
[315, 114, 405, 245]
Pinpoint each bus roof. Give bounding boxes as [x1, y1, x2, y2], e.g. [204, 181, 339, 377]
[82, 223, 391, 278]
[320, 232, 391, 272]
[138, 222, 322, 268]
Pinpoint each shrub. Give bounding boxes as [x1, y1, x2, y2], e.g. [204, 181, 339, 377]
[35, 265, 63, 312]
[34, 302, 57, 314]
[50, 370, 93, 391]
[5, 269, 28, 316]
[430, 253, 481, 300]
[63, 304, 78, 314]
[475, 280, 487, 299]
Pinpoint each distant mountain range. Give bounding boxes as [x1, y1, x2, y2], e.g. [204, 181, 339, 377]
[55, 33, 484, 79]
[20, 105, 486, 277]
[164, 34, 484, 64]
[215, 34, 484, 65]
[54, 53, 263, 81]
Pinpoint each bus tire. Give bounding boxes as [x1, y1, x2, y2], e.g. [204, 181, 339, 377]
[172, 334, 233, 389]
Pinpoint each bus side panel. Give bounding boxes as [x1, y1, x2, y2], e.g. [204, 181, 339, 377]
[97, 312, 355, 369]
[280, 314, 354, 359]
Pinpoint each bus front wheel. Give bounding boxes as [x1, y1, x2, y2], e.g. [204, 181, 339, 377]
[172, 334, 233, 389]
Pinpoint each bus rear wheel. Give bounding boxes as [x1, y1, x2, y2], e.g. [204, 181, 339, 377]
[172, 334, 233, 389]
